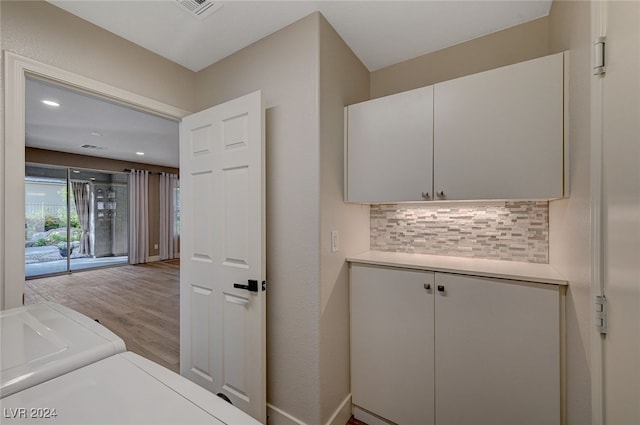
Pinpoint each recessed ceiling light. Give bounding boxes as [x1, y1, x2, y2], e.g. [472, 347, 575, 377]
[90, 132, 102, 137]
[136, 152, 145, 156]
[72, 170, 80, 174]
[42, 100, 60, 107]
[90, 178, 96, 181]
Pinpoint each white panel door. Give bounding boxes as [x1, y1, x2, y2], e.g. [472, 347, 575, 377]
[434, 53, 564, 200]
[350, 264, 435, 425]
[179, 91, 266, 423]
[600, 2, 640, 423]
[434, 273, 561, 425]
[346, 85, 434, 203]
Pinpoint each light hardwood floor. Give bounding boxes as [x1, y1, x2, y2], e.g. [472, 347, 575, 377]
[25, 261, 180, 373]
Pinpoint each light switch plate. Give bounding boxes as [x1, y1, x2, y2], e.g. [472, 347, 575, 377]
[331, 231, 339, 253]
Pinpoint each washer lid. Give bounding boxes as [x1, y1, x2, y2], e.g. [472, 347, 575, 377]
[0, 353, 261, 425]
[1, 302, 126, 397]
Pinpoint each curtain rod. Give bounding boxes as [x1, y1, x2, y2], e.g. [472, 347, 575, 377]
[123, 169, 176, 175]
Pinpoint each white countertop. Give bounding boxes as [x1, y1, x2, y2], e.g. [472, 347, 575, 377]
[347, 251, 567, 285]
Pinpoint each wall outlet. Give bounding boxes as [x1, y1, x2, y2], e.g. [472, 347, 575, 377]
[154, 243, 159, 250]
[331, 230, 339, 253]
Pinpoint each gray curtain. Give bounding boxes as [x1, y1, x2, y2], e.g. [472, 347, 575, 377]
[129, 169, 149, 264]
[72, 181, 91, 256]
[159, 173, 179, 260]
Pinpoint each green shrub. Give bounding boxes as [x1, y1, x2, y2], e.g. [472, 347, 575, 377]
[44, 215, 61, 231]
[57, 211, 80, 229]
[70, 216, 80, 228]
[36, 238, 47, 247]
[47, 233, 67, 244]
[25, 215, 44, 238]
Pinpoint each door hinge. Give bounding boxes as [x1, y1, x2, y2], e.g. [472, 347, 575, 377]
[593, 36, 606, 76]
[262, 280, 266, 292]
[595, 294, 607, 335]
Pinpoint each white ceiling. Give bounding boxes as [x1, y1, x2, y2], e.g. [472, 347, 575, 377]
[30, 1, 552, 168]
[26, 77, 180, 167]
[49, 0, 552, 72]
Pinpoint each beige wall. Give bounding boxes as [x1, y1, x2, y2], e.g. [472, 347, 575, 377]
[26, 148, 179, 259]
[196, 13, 323, 424]
[547, 2, 593, 424]
[318, 16, 370, 425]
[370, 16, 549, 99]
[0, 1, 196, 112]
[196, 13, 372, 424]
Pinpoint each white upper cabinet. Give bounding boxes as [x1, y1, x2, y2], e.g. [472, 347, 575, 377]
[346, 85, 434, 202]
[345, 52, 567, 203]
[433, 52, 565, 200]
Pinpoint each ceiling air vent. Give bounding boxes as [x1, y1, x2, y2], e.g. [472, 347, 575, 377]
[175, 0, 223, 20]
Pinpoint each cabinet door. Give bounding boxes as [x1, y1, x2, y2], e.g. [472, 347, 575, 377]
[434, 273, 561, 425]
[346, 86, 433, 202]
[433, 53, 564, 200]
[350, 265, 435, 425]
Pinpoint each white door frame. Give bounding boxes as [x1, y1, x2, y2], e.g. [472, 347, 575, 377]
[1, 51, 191, 309]
[590, 2, 640, 424]
[589, 1, 605, 424]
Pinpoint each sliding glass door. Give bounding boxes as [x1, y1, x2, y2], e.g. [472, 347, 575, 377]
[25, 164, 129, 278]
[25, 165, 70, 276]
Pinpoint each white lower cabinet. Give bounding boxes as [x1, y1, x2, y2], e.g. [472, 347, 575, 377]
[350, 264, 563, 425]
[351, 265, 435, 425]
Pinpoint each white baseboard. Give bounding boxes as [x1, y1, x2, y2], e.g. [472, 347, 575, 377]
[352, 405, 394, 425]
[267, 404, 307, 425]
[147, 255, 161, 262]
[327, 394, 352, 425]
[267, 394, 352, 425]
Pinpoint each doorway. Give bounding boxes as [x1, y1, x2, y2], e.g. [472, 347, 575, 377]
[25, 164, 129, 278]
[3, 52, 189, 309]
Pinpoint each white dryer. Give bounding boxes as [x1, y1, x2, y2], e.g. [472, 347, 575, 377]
[0, 351, 260, 424]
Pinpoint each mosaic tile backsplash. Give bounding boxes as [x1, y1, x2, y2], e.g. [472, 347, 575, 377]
[370, 201, 549, 263]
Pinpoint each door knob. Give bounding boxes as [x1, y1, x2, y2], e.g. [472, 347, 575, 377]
[234, 280, 258, 292]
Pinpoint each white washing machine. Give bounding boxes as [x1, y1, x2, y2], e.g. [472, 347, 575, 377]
[0, 303, 261, 424]
[1, 302, 126, 398]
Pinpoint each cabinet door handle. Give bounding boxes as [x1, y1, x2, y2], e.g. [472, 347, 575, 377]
[436, 191, 445, 199]
[421, 192, 430, 200]
[437, 285, 445, 292]
[424, 283, 431, 291]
